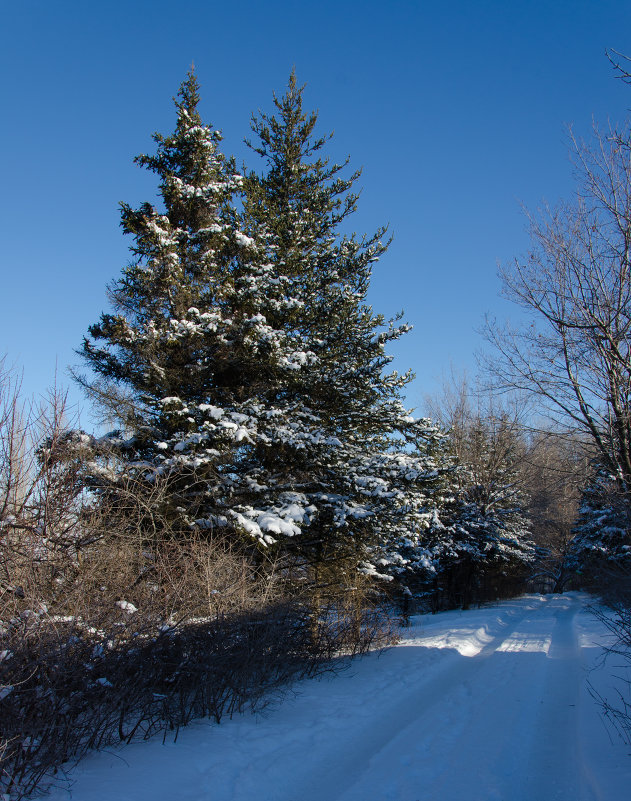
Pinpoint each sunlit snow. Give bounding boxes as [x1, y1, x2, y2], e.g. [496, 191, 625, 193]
[42, 594, 631, 801]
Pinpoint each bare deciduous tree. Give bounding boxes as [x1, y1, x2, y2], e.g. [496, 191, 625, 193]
[484, 120, 631, 490]
[524, 431, 588, 591]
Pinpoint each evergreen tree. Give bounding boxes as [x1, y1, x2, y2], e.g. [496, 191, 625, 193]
[418, 414, 535, 608]
[242, 72, 449, 585]
[420, 379, 535, 607]
[78, 72, 314, 536]
[570, 465, 631, 587]
[78, 71, 446, 598]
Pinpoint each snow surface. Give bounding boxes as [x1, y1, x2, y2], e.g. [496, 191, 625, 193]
[46, 594, 631, 800]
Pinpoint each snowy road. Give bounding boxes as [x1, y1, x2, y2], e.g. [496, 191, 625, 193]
[48, 594, 631, 801]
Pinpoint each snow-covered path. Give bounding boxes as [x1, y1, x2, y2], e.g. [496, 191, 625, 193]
[47, 594, 631, 801]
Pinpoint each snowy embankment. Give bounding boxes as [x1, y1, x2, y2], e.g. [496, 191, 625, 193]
[47, 594, 630, 801]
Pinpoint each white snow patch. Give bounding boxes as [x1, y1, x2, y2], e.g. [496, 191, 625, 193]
[115, 600, 138, 614]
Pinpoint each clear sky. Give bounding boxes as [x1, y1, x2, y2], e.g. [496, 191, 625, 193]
[1, 0, 630, 424]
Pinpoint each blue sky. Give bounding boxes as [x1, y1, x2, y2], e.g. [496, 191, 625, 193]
[1, 0, 630, 424]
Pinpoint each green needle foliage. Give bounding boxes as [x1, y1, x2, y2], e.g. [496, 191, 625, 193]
[78, 70, 448, 597]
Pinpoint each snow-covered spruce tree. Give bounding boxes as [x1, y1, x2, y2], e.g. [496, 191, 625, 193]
[419, 414, 535, 609]
[78, 71, 445, 600]
[78, 72, 323, 538]
[570, 464, 631, 590]
[241, 71, 450, 593]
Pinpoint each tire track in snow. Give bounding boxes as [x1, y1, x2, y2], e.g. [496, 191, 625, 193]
[395, 593, 597, 801]
[333, 594, 600, 801]
[517, 595, 601, 801]
[277, 596, 554, 801]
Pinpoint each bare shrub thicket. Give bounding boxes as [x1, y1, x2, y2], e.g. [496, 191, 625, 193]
[0, 366, 395, 799]
[0, 365, 86, 620]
